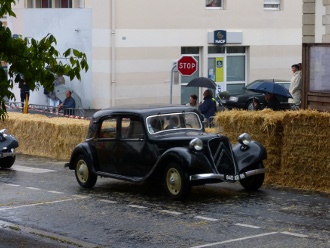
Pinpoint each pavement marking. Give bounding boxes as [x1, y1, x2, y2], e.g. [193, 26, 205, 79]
[47, 191, 64, 194]
[281, 231, 309, 238]
[128, 204, 148, 209]
[0, 196, 88, 211]
[0, 219, 98, 248]
[159, 210, 183, 215]
[194, 216, 219, 222]
[5, 183, 20, 187]
[99, 199, 117, 204]
[12, 165, 56, 173]
[190, 232, 278, 248]
[26, 187, 41, 190]
[235, 223, 261, 229]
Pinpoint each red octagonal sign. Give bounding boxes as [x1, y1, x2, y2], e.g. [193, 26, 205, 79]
[177, 56, 198, 76]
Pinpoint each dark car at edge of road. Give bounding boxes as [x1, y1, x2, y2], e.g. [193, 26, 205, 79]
[65, 104, 268, 200]
[219, 79, 292, 110]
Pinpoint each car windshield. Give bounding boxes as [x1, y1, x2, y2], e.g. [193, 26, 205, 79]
[146, 112, 202, 134]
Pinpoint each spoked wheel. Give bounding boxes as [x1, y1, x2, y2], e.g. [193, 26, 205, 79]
[74, 154, 97, 188]
[239, 162, 265, 191]
[0, 156, 15, 169]
[164, 162, 191, 200]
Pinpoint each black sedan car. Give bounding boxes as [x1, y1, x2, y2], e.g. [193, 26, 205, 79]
[66, 105, 267, 200]
[219, 79, 291, 110]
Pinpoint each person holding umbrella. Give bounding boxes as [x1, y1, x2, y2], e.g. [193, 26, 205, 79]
[253, 93, 281, 111]
[199, 89, 217, 119]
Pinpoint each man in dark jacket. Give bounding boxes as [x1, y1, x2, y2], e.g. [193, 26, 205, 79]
[198, 89, 217, 120]
[19, 80, 30, 109]
[58, 91, 76, 115]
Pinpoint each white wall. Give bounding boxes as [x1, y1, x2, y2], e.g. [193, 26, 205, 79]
[8, 8, 92, 108]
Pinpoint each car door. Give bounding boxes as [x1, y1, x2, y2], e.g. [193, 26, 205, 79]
[118, 116, 155, 177]
[94, 116, 119, 174]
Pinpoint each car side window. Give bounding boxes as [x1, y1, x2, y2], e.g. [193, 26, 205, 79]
[99, 117, 117, 139]
[120, 117, 144, 139]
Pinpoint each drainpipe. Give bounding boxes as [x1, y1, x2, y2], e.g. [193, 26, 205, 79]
[111, 0, 116, 107]
[79, 0, 84, 8]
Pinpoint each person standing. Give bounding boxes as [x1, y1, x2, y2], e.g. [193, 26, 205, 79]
[198, 89, 216, 120]
[58, 90, 76, 115]
[186, 94, 198, 110]
[18, 79, 30, 109]
[288, 64, 302, 105]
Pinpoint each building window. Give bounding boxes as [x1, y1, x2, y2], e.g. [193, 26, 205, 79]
[206, 0, 223, 9]
[264, 0, 280, 10]
[27, 0, 73, 8]
[55, 0, 72, 8]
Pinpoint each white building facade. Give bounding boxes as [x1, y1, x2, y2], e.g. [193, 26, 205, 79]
[10, 0, 302, 109]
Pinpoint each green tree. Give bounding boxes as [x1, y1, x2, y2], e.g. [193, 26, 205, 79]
[0, 0, 89, 120]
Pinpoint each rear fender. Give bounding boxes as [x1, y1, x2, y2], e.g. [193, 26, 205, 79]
[232, 140, 267, 171]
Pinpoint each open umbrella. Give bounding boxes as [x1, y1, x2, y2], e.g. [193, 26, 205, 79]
[246, 81, 292, 98]
[186, 77, 217, 89]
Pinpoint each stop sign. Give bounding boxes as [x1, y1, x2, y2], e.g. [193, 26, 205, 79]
[177, 56, 198, 76]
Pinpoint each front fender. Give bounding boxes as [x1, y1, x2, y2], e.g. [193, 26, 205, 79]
[155, 147, 213, 175]
[68, 143, 96, 170]
[233, 140, 267, 171]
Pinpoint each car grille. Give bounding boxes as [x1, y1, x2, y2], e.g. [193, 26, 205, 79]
[207, 137, 236, 175]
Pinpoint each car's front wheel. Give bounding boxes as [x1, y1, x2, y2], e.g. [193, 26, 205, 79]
[239, 162, 265, 191]
[0, 156, 15, 169]
[246, 100, 255, 111]
[74, 154, 97, 188]
[164, 162, 191, 200]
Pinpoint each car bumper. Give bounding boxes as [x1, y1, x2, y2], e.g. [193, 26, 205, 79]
[223, 101, 246, 109]
[190, 168, 268, 183]
[0, 148, 15, 158]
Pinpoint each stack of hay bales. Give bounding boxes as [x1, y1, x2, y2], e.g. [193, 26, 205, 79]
[2, 112, 89, 161]
[214, 109, 330, 193]
[281, 110, 330, 193]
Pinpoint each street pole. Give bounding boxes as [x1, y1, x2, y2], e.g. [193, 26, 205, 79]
[170, 61, 177, 104]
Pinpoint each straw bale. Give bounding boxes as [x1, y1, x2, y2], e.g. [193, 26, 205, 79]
[214, 109, 330, 193]
[2, 112, 89, 160]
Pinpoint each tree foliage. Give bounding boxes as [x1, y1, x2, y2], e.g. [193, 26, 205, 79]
[0, 0, 89, 121]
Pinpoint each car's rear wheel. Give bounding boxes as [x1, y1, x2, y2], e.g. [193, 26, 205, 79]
[239, 162, 265, 191]
[164, 162, 191, 200]
[0, 156, 15, 169]
[74, 154, 97, 188]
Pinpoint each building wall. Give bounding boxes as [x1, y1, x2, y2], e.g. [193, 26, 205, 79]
[11, 0, 302, 109]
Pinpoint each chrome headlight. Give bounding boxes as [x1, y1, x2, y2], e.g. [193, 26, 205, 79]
[189, 138, 203, 151]
[229, 96, 238, 102]
[238, 133, 251, 146]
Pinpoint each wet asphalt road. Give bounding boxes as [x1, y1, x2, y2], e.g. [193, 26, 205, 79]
[0, 154, 329, 248]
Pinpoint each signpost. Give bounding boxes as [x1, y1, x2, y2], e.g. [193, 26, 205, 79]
[170, 56, 198, 104]
[177, 56, 198, 76]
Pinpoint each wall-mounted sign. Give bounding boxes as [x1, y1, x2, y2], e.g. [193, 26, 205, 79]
[208, 31, 243, 44]
[214, 30, 226, 45]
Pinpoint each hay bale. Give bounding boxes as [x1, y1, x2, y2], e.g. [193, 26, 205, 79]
[280, 110, 330, 193]
[2, 112, 89, 160]
[214, 109, 330, 193]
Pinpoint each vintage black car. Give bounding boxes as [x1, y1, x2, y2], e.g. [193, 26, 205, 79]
[66, 105, 267, 200]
